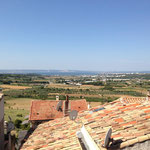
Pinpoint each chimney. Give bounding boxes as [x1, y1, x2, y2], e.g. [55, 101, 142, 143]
[147, 90, 150, 101]
[88, 102, 91, 109]
[64, 95, 69, 116]
[66, 95, 69, 101]
[56, 96, 59, 101]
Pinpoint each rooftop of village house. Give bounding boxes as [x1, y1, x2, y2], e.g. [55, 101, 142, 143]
[29, 99, 87, 121]
[21, 96, 150, 150]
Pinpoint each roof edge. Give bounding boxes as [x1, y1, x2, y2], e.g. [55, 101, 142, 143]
[120, 134, 150, 149]
[29, 100, 34, 121]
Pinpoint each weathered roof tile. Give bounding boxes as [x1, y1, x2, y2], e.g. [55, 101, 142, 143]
[29, 99, 87, 121]
[22, 98, 150, 150]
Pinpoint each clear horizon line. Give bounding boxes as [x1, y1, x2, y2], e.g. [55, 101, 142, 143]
[0, 69, 150, 72]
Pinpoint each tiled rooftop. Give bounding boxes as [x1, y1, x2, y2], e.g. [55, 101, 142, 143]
[70, 99, 88, 112]
[22, 99, 150, 150]
[120, 96, 148, 104]
[30, 99, 88, 121]
[30, 100, 64, 121]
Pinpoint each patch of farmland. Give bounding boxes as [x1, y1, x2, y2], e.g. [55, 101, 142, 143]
[0, 84, 31, 90]
[47, 83, 104, 90]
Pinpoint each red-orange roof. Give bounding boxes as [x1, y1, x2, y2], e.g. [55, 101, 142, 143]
[29, 99, 88, 121]
[120, 96, 147, 104]
[70, 99, 87, 112]
[29, 100, 64, 121]
[22, 99, 150, 150]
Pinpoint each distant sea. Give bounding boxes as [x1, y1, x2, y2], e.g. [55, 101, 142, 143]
[0, 70, 150, 76]
[0, 70, 99, 76]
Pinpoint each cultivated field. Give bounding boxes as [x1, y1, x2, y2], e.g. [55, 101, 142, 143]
[0, 84, 31, 90]
[47, 83, 104, 89]
[5, 98, 34, 122]
[5, 98, 34, 110]
[48, 92, 132, 98]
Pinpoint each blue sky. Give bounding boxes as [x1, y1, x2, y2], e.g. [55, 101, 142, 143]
[0, 0, 150, 71]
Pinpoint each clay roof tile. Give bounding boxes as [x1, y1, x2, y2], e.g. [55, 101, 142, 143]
[22, 99, 150, 150]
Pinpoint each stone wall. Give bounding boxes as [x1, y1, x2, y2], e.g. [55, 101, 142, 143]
[0, 95, 4, 150]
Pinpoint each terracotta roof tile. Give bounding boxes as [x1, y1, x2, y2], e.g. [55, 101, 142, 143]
[22, 99, 150, 150]
[29, 99, 87, 121]
[70, 99, 87, 112]
[29, 100, 64, 121]
[120, 96, 148, 104]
